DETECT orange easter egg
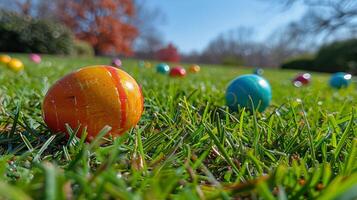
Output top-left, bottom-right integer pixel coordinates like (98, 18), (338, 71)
(189, 64), (200, 73)
(7, 58), (24, 72)
(42, 65), (144, 141)
(0, 55), (11, 65)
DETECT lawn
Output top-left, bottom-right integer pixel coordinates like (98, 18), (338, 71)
(0, 54), (356, 199)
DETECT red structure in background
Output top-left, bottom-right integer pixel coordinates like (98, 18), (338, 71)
(156, 43), (180, 62)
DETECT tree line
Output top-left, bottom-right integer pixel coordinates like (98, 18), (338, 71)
(1, 0), (356, 73)
(0, 0), (164, 56)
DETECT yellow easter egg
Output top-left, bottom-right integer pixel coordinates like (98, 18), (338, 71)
(7, 58), (24, 72)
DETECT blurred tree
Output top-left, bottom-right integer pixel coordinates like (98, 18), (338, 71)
(264, 23), (312, 67)
(36, 1), (57, 20)
(270, 0), (357, 73)
(181, 50), (201, 63)
(156, 43), (180, 63)
(14, 0), (31, 15)
(1, 0), (138, 55)
(0, 9), (74, 54)
(276, 0), (357, 39)
(190, 25), (312, 67)
(1, 0), (34, 16)
(132, 0), (166, 59)
(199, 27), (281, 67)
(1, 0), (57, 19)
(73, 40), (95, 57)
(55, 0), (137, 55)
(200, 27), (254, 65)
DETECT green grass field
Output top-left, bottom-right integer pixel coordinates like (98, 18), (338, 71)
(0, 54), (356, 199)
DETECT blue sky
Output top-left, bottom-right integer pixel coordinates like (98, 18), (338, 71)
(146, 0), (307, 53)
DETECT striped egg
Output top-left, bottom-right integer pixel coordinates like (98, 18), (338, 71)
(42, 65), (144, 141)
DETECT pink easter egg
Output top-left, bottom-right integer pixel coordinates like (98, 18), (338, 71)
(30, 53), (41, 64)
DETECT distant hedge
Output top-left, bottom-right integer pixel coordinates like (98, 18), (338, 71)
(73, 40), (94, 57)
(281, 55), (315, 71)
(281, 39), (357, 74)
(315, 39), (357, 74)
(0, 10), (74, 54)
(222, 55), (245, 66)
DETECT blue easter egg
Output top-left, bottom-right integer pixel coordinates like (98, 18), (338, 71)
(329, 72), (352, 89)
(226, 74), (272, 112)
(253, 68), (264, 76)
(138, 60), (145, 68)
(156, 63), (170, 74)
